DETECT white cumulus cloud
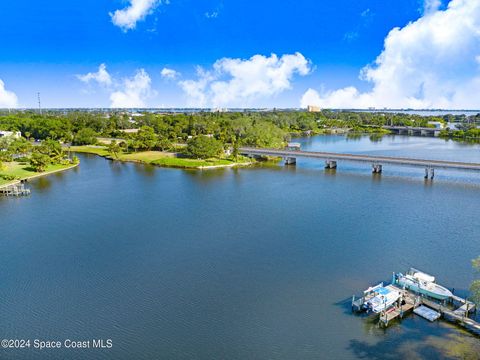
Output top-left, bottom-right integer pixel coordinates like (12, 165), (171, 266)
(302, 0), (480, 109)
(110, 0), (161, 31)
(110, 69), (153, 108)
(76, 64), (112, 87)
(0, 79), (18, 108)
(423, 0), (442, 14)
(161, 67), (180, 79)
(179, 53), (311, 107)
(77, 65), (153, 108)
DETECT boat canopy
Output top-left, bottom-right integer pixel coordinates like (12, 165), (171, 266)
(413, 271), (435, 283)
(375, 287), (390, 295)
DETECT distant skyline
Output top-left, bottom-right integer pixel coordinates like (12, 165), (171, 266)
(1, 0), (479, 109)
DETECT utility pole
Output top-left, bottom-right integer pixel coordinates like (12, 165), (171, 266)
(37, 92), (42, 115)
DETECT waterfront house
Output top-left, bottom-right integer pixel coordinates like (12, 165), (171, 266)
(427, 121), (444, 129)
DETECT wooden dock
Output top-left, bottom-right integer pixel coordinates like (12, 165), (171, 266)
(0, 183), (31, 196)
(351, 282), (384, 312)
(421, 298), (480, 335)
(378, 285), (419, 327)
(414, 305), (441, 321)
(351, 283), (420, 326)
(352, 279), (480, 336)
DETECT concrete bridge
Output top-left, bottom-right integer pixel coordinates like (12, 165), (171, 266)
(383, 126), (442, 137)
(240, 146), (480, 179)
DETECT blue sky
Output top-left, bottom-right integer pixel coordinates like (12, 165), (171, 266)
(1, 0), (479, 109)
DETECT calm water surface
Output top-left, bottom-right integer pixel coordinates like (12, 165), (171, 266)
(1, 135), (479, 359)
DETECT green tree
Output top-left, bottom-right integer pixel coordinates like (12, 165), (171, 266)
(186, 136), (223, 159)
(243, 122), (286, 148)
(157, 137), (172, 151)
(38, 139), (63, 161)
(8, 137), (32, 157)
(73, 128), (98, 145)
(29, 152), (51, 172)
(134, 126), (158, 150)
(107, 140), (121, 159)
(232, 136), (239, 161)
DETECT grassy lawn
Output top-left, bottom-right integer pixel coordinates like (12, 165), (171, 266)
(151, 157), (236, 168)
(0, 162), (77, 186)
(69, 145), (111, 156)
(70, 145), (252, 169)
(117, 151), (174, 162)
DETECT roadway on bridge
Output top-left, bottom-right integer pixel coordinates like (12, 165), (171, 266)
(240, 147), (480, 171)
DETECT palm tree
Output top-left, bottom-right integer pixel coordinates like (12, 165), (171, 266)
(107, 140), (121, 159)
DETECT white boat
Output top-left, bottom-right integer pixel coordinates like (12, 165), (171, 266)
(394, 269), (452, 301)
(364, 286), (402, 313)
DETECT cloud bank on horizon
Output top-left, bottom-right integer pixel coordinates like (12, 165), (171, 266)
(302, 0), (480, 109)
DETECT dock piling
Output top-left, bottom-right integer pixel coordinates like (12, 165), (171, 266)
(325, 160), (337, 169)
(372, 163), (382, 174)
(0, 183), (31, 196)
(284, 157), (296, 165)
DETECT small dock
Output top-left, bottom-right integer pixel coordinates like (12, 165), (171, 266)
(378, 286), (419, 326)
(351, 283), (420, 326)
(421, 298), (480, 335)
(352, 272), (480, 336)
(0, 182), (31, 196)
(414, 305), (441, 322)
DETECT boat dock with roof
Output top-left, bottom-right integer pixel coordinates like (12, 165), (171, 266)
(352, 269), (479, 334)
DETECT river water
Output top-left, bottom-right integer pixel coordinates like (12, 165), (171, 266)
(1, 135), (479, 359)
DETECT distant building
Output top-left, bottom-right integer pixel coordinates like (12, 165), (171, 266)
(428, 121), (444, 129)
(0, 130), (21, 139)
(307, 105), (321, 113)
(286, 142), (301, 151)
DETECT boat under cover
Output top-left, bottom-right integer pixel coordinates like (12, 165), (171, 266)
(364, 287), (401, 313)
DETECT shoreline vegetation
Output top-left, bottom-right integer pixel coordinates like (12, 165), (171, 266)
(1, 109), (479, 181)
(0, 162), (78, 188)
(69, 145), (254, 169)
(0, 137), (79, 188)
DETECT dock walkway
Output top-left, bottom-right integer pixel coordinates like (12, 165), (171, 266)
(378, 285), (419, 326)
(352, 280), (480, 336)
(0, 183), (31, 196)
(421, 298), (480, 335)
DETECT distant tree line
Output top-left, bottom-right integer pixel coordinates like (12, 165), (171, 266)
(1, 110), (479, 153)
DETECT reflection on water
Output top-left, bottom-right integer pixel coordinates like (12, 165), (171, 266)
(33, 176), (52, 190)
(0, 135), (479, 360)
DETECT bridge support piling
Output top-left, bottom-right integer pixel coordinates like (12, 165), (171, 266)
(372, 164), (382, 174)
(424, 167), (435, 180)
(325, 160), (337, 169)
(284, 157), (296, 165)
